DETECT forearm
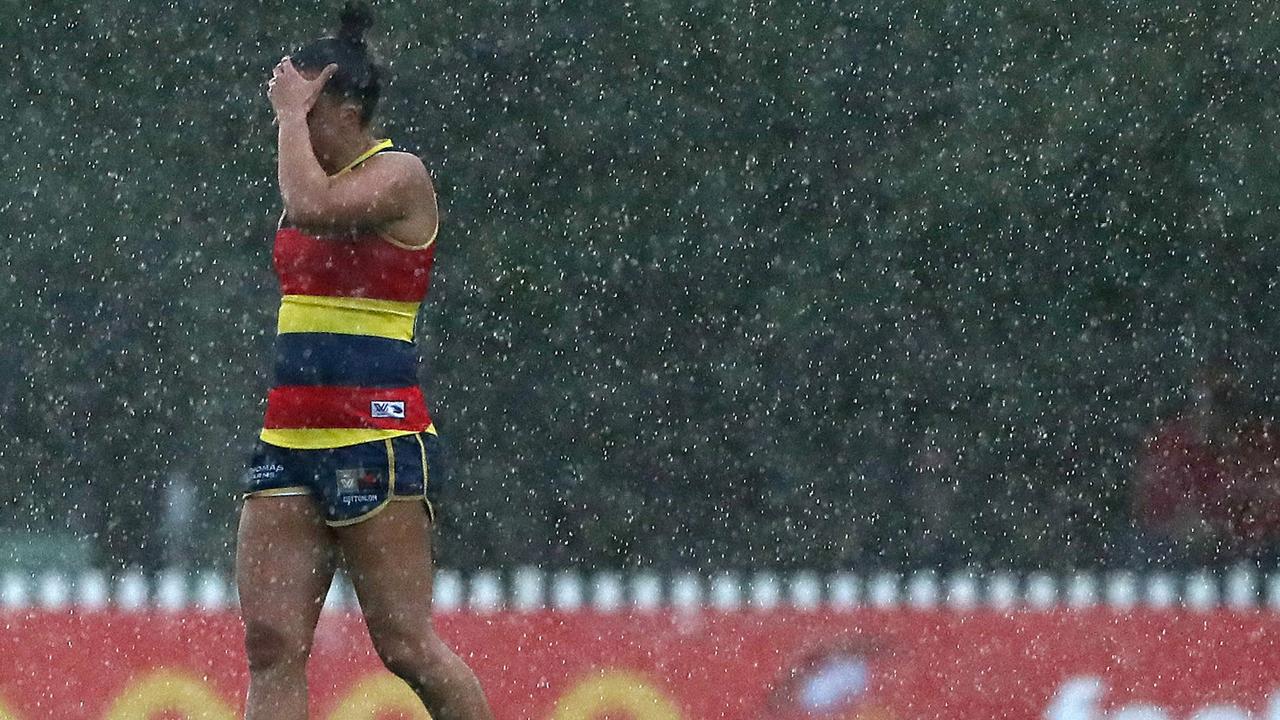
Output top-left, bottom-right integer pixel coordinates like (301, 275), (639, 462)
(276, 114), (330, 222)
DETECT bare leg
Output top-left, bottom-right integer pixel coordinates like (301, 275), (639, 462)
(335, 502), (495, 720)
(236, 496), (337, 720)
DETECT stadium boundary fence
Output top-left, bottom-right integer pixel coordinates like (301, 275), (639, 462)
(3, 566), (1280, 612)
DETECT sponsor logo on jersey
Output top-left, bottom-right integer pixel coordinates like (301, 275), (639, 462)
(371, 401), (406, 419)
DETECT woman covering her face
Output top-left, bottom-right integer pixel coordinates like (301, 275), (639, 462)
(237, 4), (494, 719)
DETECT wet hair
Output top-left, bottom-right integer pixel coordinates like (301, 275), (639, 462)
(292, 1), (384, 124)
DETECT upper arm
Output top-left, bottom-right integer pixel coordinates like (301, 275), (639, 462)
(285, 153), (433, 233)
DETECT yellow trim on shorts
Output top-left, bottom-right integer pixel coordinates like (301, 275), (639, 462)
(276, 294), (420, 342)
(416, 432), (429, 491)
(259, 424), (435, 450)
(330, 496), (434, 527)
(328, 502), (393, 527)
(243, 486), (311, 499)
(390, 495), (436, 523)
(416, 432), (435, 523)
(385, 438), (398, 496)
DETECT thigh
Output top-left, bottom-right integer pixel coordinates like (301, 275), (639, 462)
(236, 496), (338, 647)
(333, 502), (434, 634)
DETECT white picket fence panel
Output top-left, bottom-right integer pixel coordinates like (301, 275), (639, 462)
(0, 566), (1274, 612)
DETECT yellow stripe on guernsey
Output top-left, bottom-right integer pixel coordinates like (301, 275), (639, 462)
(267, 292), (429, 448)
(277, 294), (420, 342)
(261, 424), (436, 450)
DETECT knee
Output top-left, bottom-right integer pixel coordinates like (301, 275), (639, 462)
(371, 624), (449, 683)
(243, 619), (312, 674)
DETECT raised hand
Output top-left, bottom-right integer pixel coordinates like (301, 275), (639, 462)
(267, 58), (338, 122)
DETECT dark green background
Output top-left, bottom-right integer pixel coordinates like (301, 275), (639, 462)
(2, 1), (1278, 571)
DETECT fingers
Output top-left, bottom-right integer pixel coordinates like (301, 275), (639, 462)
(272, 57), (295, 78)
(266, 56), (336, 99)
(271, 57), (335, 84)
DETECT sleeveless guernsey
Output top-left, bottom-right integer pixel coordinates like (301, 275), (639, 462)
(259, 139), (438, 449)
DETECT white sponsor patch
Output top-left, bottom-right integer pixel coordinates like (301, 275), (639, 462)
(370, 401), (405, 419)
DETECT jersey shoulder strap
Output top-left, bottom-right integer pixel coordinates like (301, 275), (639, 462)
(335, 138), (394, 176)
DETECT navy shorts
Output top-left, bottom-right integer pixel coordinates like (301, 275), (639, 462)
(243, 431), (441, 526)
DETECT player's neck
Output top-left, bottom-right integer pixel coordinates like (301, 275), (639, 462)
(321, 133), (379, 175)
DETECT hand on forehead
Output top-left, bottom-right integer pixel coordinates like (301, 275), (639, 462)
(272, 56), (328, 80)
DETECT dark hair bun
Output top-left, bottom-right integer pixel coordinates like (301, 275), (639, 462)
(337, 1), (374, 46)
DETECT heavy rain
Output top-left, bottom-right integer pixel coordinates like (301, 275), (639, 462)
(3, 1), (1280, 719)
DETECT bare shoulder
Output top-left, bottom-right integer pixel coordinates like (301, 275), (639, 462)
(368, 151), (438, 247)
(369, 151), (433, 190)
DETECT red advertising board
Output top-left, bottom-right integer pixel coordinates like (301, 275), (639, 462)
(1, 608), (1277, 719)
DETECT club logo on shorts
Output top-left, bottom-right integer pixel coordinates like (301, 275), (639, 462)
(337, 468), (382, 496)
(371, 400), (406, 419)
(336, 468), (361, 493)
